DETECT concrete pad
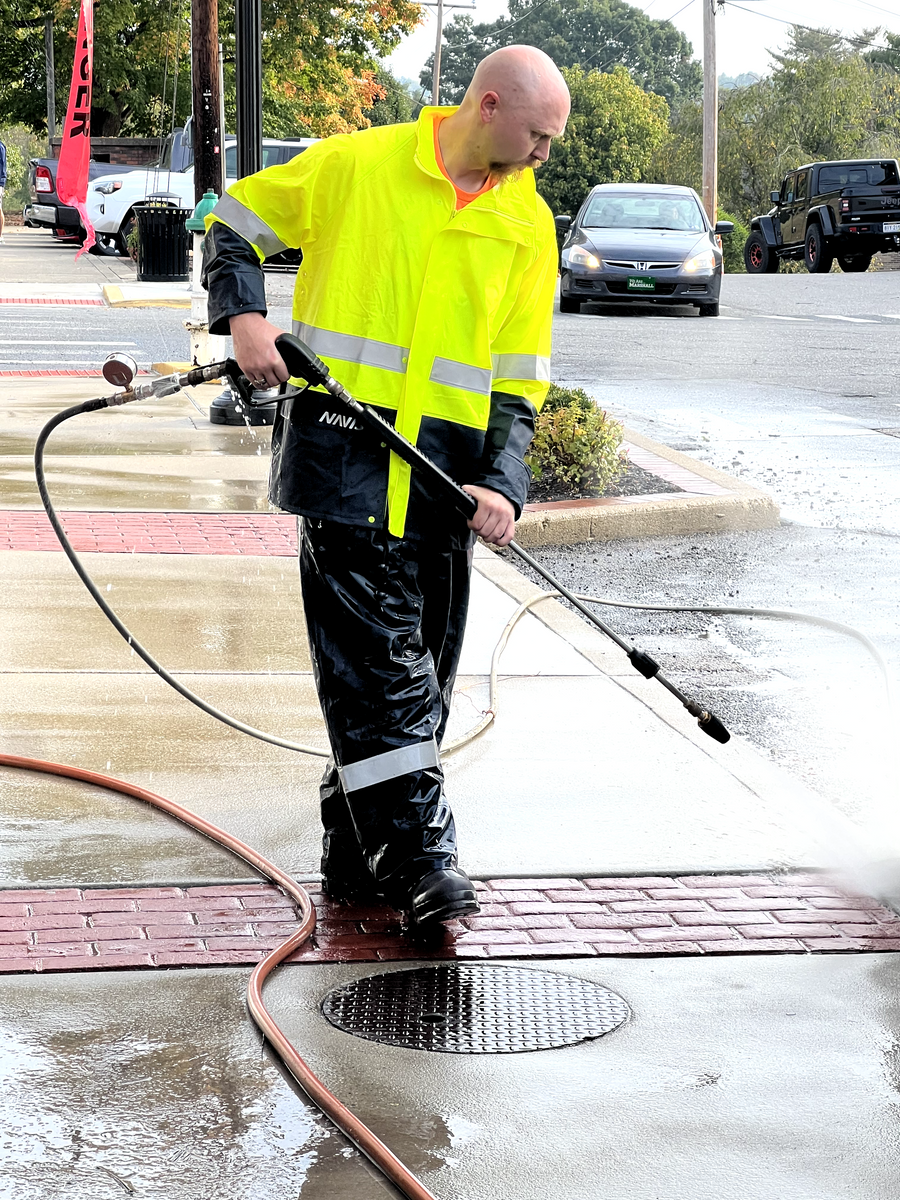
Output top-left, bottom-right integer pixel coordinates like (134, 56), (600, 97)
(0, 968), (391, 1198)
(1, 955), (898, 1198)
(2, 378), (267, 456)
(0, 662), (821, 888)
(0, 551), (312, 673)
(0, 453), (271, 511)
(0, 552), (597, 678)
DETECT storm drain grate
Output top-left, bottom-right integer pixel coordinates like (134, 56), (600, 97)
(321, 963), (630, 1053)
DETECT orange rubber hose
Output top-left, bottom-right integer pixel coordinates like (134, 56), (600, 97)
(0, 753), (439, 1200)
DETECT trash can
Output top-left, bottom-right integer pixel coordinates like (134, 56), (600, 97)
(134, 201), (190, 282)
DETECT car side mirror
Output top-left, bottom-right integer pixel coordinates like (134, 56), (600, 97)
(554, 214), (573, 233)
(714, 221), (734, 235)
(770, 190), (780, 204)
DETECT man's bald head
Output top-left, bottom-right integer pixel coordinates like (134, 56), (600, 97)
(454, 45), (570, 180)
(467, 45), (569, 110)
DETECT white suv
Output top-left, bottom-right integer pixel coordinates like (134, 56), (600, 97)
(87, 139), (319, 254)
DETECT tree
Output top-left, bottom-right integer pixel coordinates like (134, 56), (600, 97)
(867, 30), (900, 74)
(0, 0), (421, 139)
(365, 69), (420, 126)
(421, 0), (700, 108)
(534, 65), (669, 217)
(650, 29), (900, 227)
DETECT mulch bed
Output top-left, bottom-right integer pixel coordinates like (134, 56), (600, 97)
(527, 462), (685, 505)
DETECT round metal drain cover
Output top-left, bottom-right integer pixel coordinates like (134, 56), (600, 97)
(321, 963), (630, 1053)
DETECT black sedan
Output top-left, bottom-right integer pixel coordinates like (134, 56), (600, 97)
(557, 183), (733, 317)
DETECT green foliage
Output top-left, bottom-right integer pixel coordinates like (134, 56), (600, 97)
(0, 123), (43, 212)
(650, 25), (900, 228)
(718, 209), (748, 274)
(526, 386), (625, 496)
(535, 65), (669, 218)
(542, 382), (596, 415)
(0, 0), (420, 139)
(423, 0), (700, 108)
(365, 69), (419, 127)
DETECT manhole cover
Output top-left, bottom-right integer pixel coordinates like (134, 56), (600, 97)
(321, 963), (630, 1053)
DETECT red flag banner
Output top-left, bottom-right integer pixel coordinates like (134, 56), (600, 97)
(56, 0), (95, 256)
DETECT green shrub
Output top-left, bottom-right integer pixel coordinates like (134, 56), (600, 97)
(718, 208), (749, 273)
(0, 125), (45, 214)
(527, 384), (626, 495)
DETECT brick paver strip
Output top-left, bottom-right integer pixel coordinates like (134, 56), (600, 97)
(0, 873), (897, 974)
(0, 511), (298, 556)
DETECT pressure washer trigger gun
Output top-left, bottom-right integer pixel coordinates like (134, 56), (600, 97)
(274, 333), (331, 389)
(222, 359), (257, 409)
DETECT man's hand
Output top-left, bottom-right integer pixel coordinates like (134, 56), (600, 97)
(463, 484), (516, 547)
(230, 312), (290, 389)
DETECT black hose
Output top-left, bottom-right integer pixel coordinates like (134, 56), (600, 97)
(33, 400), (329, 758)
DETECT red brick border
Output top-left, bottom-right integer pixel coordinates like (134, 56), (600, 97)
(0, 874), (897, 974)
(0, 511), (298, 556)
(0, 298), (105, 306)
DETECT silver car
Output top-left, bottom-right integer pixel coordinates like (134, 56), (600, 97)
(557, 183), (733, 317)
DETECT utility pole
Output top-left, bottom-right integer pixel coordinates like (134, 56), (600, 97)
(432, 0), (444, 105)
(235, 0), (262, 179)
(423, 1), (475, 105)
(702, 0), (719, 224)
(191, 0), (222, 202)
(44, 17), (56, 145)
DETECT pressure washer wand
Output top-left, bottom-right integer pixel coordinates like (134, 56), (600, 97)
(273, 333), (730, 745)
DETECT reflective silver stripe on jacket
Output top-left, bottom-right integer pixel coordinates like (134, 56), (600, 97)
(210, 193), (288, 257)
(338, 739), (440, 793)
(429, 356), (492, 395)
(492, 353), (552, 382)
(293, 321), (409, 374)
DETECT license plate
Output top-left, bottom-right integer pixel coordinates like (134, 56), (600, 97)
(627, 275), (656, 292)
(884, 222), (900, 233)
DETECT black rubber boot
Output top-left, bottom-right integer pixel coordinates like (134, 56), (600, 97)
(406, 867), (480, 927)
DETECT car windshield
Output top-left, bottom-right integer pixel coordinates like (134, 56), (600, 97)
(582, 193), (706, 232)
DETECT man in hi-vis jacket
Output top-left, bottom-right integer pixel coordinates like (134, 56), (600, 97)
(203, 46), (569, 928)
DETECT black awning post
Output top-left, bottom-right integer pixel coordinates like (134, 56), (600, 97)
(234, 0), (263, 179)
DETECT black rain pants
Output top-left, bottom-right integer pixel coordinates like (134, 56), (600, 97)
(299, 518), (472, 906)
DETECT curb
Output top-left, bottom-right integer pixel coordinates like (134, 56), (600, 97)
(102, 284), (191, 309)
(515, 427), (779, 547)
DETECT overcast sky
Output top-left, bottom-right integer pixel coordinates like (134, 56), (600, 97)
(387, 0), (900, 90)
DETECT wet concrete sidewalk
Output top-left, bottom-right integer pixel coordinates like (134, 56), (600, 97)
(1, 371), (898, 1198)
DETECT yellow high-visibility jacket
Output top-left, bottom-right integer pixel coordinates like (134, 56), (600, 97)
(206, 107), (558, 539)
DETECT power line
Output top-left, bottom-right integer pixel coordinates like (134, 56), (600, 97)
(724, 2), (896, 53)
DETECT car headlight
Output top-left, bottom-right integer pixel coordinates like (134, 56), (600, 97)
(94, 181), (123, 195)
(683, 248), (716, 273)
(568, 245), (602, 269)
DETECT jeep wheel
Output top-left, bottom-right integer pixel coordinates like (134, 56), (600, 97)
(744, 232), (778, 274)
(837, 253), (872, 273)
(697, 302), (720, 317)
(804, 223), (834, 273)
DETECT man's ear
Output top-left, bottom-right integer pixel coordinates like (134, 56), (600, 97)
(479, 91), (500, 124)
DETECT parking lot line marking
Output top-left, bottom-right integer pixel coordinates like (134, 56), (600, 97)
(883, 314), (900, 320)
(761, 315), (811, 321)
(817, 315), (878, 324)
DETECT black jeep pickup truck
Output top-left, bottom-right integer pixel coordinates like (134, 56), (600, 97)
(744, 159), (900, 274)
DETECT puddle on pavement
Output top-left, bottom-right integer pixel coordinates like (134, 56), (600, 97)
(0, 970), (428, 1198)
